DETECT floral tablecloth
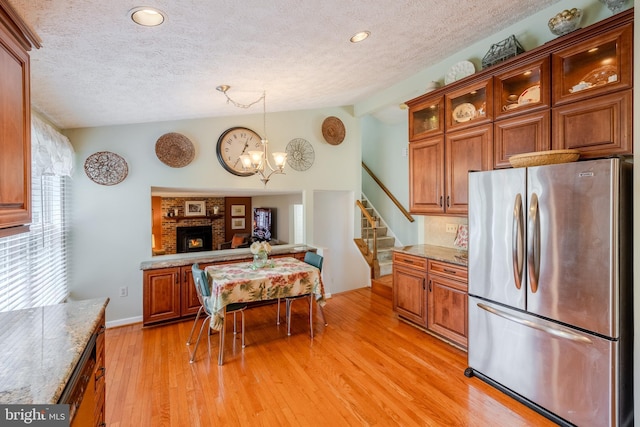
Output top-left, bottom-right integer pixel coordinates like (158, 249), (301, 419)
(204, 257), (325, 330)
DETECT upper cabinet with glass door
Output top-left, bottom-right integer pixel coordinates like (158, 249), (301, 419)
(494, 58), (550, 119)
(445, 78), (493, 132)
(408, 95), (444, 141)
(552, 22), (632, 105)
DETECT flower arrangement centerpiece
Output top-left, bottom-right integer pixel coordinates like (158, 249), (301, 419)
(250, 241), (272, 269)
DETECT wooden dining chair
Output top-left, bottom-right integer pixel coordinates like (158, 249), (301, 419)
(279, 251), (327, 338)
(187, 263), (247, 365)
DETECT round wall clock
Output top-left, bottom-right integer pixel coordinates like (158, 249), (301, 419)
(216, 127), (263, 176)
(286, 138), (315, 171)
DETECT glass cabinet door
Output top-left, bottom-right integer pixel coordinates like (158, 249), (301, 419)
(552, 23), (632, 105)
(408, 95), (444, 141)
(445, 78), (492, 131)
(494, 58), (549, 119)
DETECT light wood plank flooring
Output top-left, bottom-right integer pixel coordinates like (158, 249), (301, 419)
(105, 288), (556, 426)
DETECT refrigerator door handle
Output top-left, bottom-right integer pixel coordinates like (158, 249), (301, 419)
(477, 303), (592, 344)
(527, 193), (540, 293)
(512, 193), (524, 290)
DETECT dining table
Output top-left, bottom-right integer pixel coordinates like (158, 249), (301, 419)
(204, 256), (326, 337)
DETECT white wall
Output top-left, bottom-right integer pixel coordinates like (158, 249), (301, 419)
(361, 114), (422, 247)
(64, 106), (369, 324)
(312, 191), (370, 296)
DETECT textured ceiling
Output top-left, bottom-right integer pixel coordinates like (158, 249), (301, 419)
(8, 0), (561, 129)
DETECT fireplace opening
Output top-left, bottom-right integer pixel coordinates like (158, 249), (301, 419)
(176, 226), (212, 253)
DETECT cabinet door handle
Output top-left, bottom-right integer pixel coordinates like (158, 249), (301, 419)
(97, 324), (106, 336)
(404, 259), (414, 264)
(422, 278), (425, 290)
(175, 273), (179, 285)
(95, 366), (106, 381)
(446, 195), (450, 207)
(428, 280), (432, 292)
(439, 196), (443, 207)
(443, 268), (457, 275)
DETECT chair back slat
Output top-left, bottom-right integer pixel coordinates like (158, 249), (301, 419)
(191, 263), (211, 298)
(304, 251), (323, 272)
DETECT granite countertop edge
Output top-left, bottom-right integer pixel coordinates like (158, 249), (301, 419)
(140, 244), (316, 270)
(393, 244), (468, 266)
(0, 297), (110, 405)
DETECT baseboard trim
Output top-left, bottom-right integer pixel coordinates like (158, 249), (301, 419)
(106, 315), (143, 329)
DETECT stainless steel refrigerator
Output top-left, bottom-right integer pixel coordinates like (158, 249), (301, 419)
(466, 158), (633, 427)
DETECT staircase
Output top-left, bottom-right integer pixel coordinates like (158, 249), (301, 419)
(361, 196), (396, 278)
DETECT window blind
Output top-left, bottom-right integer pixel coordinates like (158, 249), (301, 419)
(0, 114), (73, 312)
(0, 174), (70, 312)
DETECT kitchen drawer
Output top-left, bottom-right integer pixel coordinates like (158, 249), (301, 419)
(428, 260), (468, 283)
(393, 252), (427, 271)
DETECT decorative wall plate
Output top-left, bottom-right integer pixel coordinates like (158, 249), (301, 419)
(321, 116), (346, 145)
(155, 132), (195, 168)
(84, 151), (129, 185)
(286, 138), (315, 171)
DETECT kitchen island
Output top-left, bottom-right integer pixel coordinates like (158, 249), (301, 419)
(0, 298), (109, 424)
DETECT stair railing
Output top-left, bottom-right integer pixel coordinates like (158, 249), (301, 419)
(355, 200), (379, 278)
(362, 162), (414, 223)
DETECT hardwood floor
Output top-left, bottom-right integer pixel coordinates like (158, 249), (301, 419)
(105, 288), (556, 426)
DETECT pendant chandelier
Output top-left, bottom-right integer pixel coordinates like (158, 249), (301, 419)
(216, 85), (287, 186)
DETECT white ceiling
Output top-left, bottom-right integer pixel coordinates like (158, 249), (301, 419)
(8, 0), (561, 130)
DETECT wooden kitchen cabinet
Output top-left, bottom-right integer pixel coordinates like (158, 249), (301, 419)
(445, 77), (493, 131)
(551, 22), (632, 106)
(493, 58), (550, 120)
(392, 252), (427, 326)
(143, 267), (182, 325)
(409, 124), (492, 216)
(392, 252), (468, 349)
(427, 260), (468, 349)
(552, 89), (632, 158)
(143, 264), (209, 326)
(409, 136), (444, 214)
(444, 124), (493, 215)
(408, 95), (444, 141)
(405, 10), (633, 216)
(494, 110), (550, 169)
(0, 1), (40, 235)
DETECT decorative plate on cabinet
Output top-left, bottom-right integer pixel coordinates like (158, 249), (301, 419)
(84, 151), (129, 185)
(518, 84), (540, 105)
(452, 103), (476, 123)
(286, 138), (315, 171)
(444, 60), (475, 85)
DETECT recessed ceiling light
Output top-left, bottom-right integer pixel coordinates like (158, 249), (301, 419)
(350, 31), (370, 43)
(129, 7), (166, 27)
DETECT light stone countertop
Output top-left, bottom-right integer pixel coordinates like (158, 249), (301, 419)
(393, 244), (468, 266)
(139, 244), (315, 270)
(0, 298), (109, 404)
